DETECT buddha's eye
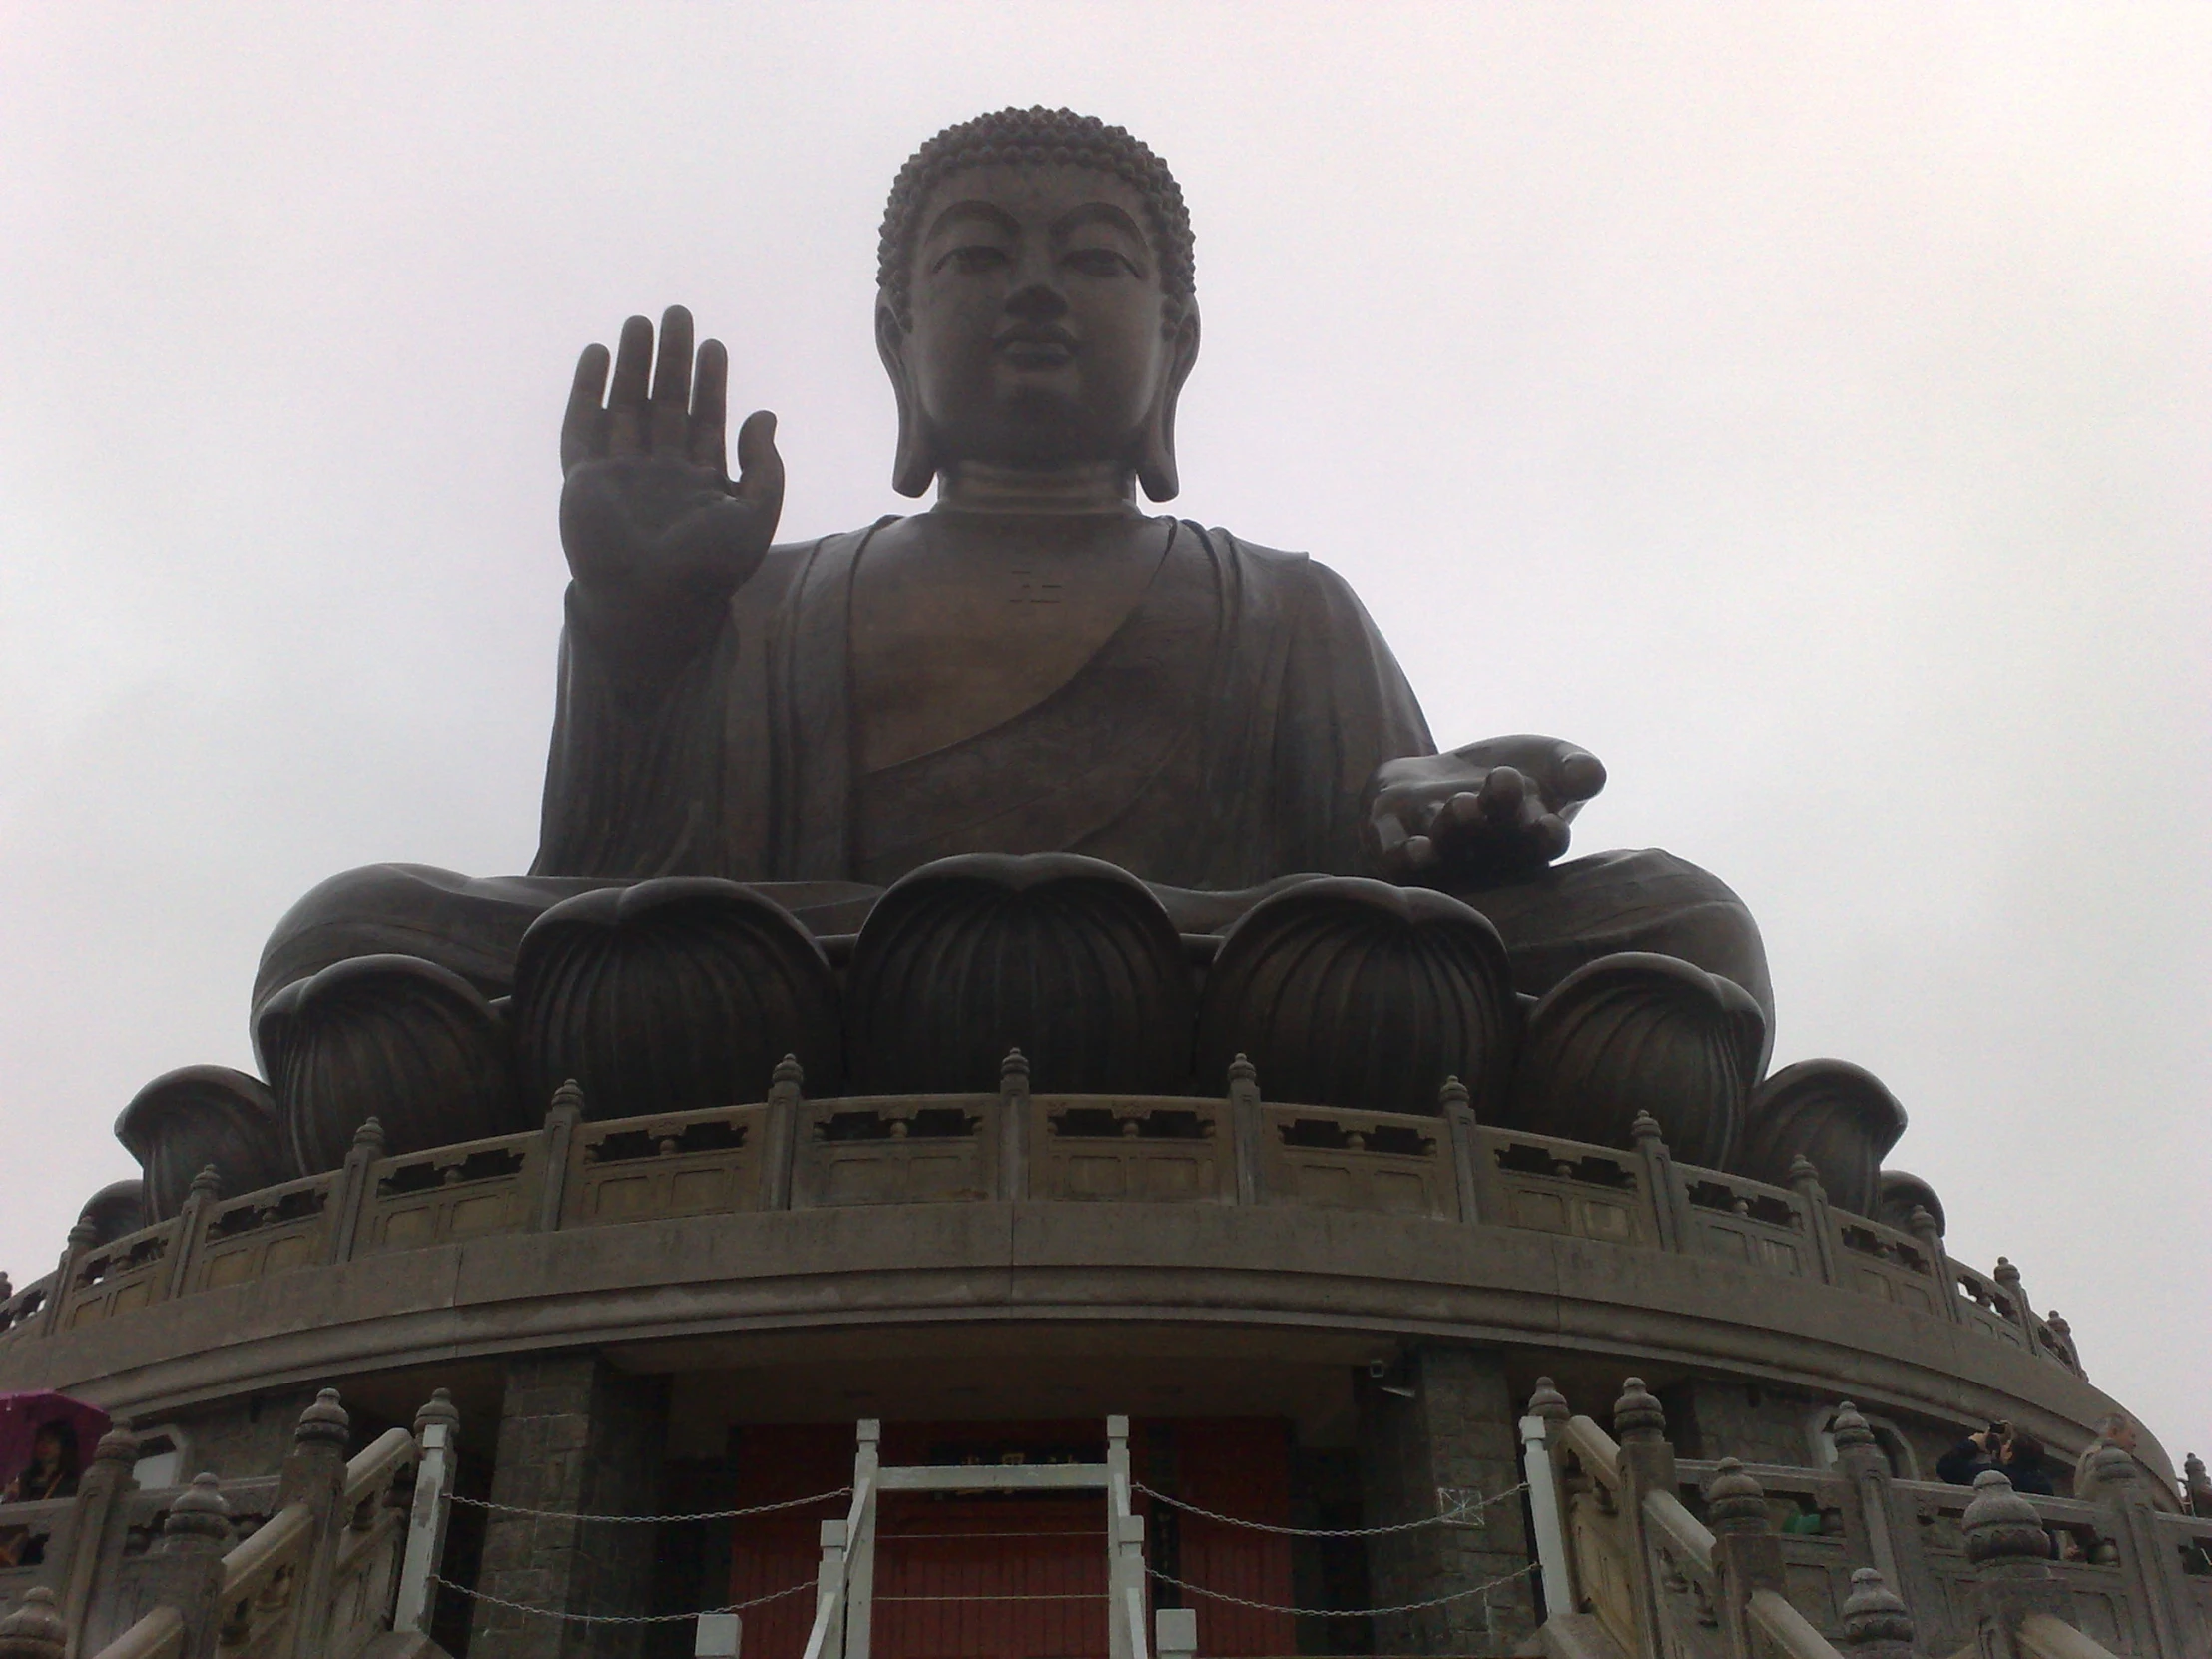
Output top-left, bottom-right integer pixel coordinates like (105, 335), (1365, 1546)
(1063, 247), (1139, 278)
(936, 245), (1012, 276)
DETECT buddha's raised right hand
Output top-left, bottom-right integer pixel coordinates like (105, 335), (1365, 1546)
(559, 306), (784, 654)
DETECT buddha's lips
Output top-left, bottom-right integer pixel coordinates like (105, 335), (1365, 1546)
(996, 327), (1076, 366)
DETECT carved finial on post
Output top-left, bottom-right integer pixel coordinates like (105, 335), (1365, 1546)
(1439, 1076), (1471, 1116)
(189, 1164), (223, 1202)
(1832, 1401), (1877, 1453)
(549, 1079), (587, 1120)
(1612, 1377), (1666, 1445)
(1963, 1469), (2050, 1567)
(295, 1387), (350, 1452)
(0, 1587), (69, 1659)
(1228, 1053), (1257, 1092)
(0, 1274), (13, 1303)
(2183, 1453), (2212, 1518)
(1631, 1110), (1665, 1150)
(1839, 1567), (1915, 1658)
(162, 1472), (236, 1553)
(1706, 1459), (1769, 1534)
(93, 1418), (142, 1470)
(772, 1055), (805, 1092)
(414, 1387), (461, 1442)
(64, 1218), (98, 1253)
(1527, 1377), (1570, 1431)
(1000, 1048), (1030, 1087)
(1788, 1154), (1827, 1204)
(351, 1116), (386, 1154)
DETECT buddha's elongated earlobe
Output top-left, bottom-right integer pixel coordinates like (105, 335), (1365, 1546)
(1136, 304), (1201, 503)
(877, 300), (937, 498)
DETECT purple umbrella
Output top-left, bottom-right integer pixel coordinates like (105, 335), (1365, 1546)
(0, 1393), (111, 1493)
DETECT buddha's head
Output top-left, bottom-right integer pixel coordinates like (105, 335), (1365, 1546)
(876, 108), (1201, 501)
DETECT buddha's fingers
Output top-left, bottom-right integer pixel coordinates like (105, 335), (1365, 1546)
(607, 314), (654, 457)
(1556, 745), (1607, 803)
(649, 306), (694, 453)
(690, 340), (729, 473)
(561, 344), (611, 471)
(733, 410), (784, 513)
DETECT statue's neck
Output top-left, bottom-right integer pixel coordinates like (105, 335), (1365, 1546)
(932, 460), (1142, 518)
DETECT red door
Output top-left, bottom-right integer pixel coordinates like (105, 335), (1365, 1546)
(725, 1420), (1293, 1659)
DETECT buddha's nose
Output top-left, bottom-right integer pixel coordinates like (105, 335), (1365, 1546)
(1003, 278), (1068, 321)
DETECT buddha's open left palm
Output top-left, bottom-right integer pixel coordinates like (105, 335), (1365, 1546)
(559, 306), (784, 605)
(1367, 736), (1607, 883)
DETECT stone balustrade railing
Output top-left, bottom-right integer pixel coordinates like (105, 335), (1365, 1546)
(1530, 1379), (2208, 1659)
(0, 1055), (2081, 1379)
(0, 1390), (439, 1659)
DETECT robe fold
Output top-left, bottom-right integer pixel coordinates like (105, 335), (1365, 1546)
(531, 519), (1434, 891)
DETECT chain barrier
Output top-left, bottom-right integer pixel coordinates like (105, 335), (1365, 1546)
(423, 1571), (817, 1625)
(1148, 1559), (1539, 1618)
(875, 1592), (1105, 1602)
(1132, 1479), (1529, 1537)
(440, 1485), (851, 1525)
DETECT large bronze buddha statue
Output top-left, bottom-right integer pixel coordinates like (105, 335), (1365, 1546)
(118, 110), (1911, 1228)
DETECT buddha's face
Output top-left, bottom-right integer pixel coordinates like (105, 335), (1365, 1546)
(888, 162), (1194, 481)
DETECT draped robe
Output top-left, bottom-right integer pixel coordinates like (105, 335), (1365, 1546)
(532, 519), (1430, 891)
(254, 517), (1770, 1026)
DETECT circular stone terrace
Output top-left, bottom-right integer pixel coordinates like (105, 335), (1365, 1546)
(0, 1058), (2125, 1458)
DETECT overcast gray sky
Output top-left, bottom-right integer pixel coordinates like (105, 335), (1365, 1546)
(2, 4), (2205, 1458)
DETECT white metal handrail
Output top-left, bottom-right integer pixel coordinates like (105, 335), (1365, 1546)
(805, 1417), (1149, 1659)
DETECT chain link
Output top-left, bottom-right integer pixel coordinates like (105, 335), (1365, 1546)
(441, 1486), (851, 1525)
(424, 1572), (818, 1625)
(1149, 1559), (1538, 1618)
(1133, 1479), (1528, 1536)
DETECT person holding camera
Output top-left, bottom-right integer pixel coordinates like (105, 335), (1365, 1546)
(1938, 1421), (2053, 1496)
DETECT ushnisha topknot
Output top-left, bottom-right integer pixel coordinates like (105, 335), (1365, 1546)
(878, 106), (1196, 326)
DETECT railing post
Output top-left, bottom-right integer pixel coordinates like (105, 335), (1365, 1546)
(535, 1080), (586, 1230)
(1610, 1378), (1675, 1659)
(2083, 1444), (2189, 1658)
(844, 1421), (880, 1659)
(1788, 1156), (1840, 1285)
(37, 1221), (96, 1337)
(276, 1390), (351, 1659)
(1991, 1257), (2039, 1348)
(1907, 1206), (1961, 1324)
(1521, 1380), (1574, 1623)
(1837, 1567), (1915, 1659)
(762, 1060), (802, 1212)
(813, 1516), (849, 1659)
(1630, 1113), (1685, 1252)
(1439, 1077), (1502, 1225)
(393, 1389), (462, 1637)
(54, 1421), (138, 1659)
(2042, 1310), (2085, 1379)
(999, 1048), (1031, 1202)
(163, 1167), (221, 1303)
(1962, 1469), (2067, 1659)
(2185, 1452), (2212, 1519)
(1826, 1405), (1912, 1612)
(326, 1117), (386, 1263)
(1154, 1606), (1195, 1659)
(144, 1474), (237, 1659)
(1228, 1056), (1264, 1207)
(0, 1589), (68, 1659)
(1706, 1460), (1786, 1659)
(1107, 1414), (1139, 1659)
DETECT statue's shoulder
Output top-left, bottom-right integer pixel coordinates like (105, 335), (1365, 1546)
(1185, 523), (1370, 612)
(737, 521), (897, 611)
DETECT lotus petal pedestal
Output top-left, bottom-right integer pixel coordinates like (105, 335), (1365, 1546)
(1194, 877), (1517, 1116)
(512, 877), (842, 1117)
